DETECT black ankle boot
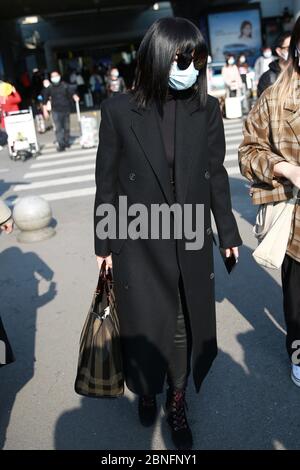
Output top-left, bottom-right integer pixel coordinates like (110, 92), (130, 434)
(138, 395), (157, 427)
(165, 388), (193, 450)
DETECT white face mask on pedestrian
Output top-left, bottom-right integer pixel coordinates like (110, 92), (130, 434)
(51, 75), (61, 85)
(263, 50), (272, 59)
(168, 60), (199, 91)
(280, 50), (289, 61)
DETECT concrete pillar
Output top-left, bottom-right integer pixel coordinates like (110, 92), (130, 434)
(294, 0), (300, 20)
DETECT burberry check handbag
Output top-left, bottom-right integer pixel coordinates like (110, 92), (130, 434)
(74, 260), (124, 397)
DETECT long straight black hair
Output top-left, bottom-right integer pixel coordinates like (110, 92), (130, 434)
(131, 17), (208, 111)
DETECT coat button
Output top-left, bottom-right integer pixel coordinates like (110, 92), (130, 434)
(204, 170), (210, 180)
(210, 272), (215, 279)
(129, 172), (136, 181)
(206, 227), (212, 235)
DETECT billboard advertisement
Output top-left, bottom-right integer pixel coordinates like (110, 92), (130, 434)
(208, 8), (262, 66)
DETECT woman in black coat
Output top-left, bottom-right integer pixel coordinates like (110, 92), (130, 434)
(94, 17), (242, 450)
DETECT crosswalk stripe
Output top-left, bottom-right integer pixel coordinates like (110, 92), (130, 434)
(227, 166), (241, 175)
(225, 129), (243, 136)
(223, 123), (243, 129)
(36, 148), (95, 161)
(38, 187), (95, 201)
(11, 187), (96, 204)
(225, 154), (238, 162)
(41, 144), (82, 155)
(24, 163), (95, 178)
(31, 155), (96, 169)
(226, 142), (241, 151)
(13, 174), (94, 191)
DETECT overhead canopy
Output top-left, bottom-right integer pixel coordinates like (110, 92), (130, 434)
(0, 0), (251, 21)
(1, 1), (163, 20)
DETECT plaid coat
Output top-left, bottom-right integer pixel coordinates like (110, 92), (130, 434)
(0, 199), (11, 225)
(238, 78), (300, 262)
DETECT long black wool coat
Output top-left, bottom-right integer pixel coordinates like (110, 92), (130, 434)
(93, 90), (242, 395)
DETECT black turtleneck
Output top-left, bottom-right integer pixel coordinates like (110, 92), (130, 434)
(156, 86), (195, 183)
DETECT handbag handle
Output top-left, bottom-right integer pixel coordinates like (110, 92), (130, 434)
(95, 260), (114, 298)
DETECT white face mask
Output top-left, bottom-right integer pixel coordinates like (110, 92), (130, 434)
(168, 60), (199, 91)
(281, 51), (289, 61)
(263, 50), (272, 59)
(111, 70), (119, 79)
(51, 76), (61, 85)
(228, 58), (235, 65)
(239, 56), (246, 64)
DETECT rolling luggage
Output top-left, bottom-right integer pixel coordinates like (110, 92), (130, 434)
(4, 108), (39, 161)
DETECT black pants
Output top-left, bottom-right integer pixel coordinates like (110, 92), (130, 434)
(281, 253), (300, 359)
(165, 275), (192, 390)
(52, 111), (70, 149)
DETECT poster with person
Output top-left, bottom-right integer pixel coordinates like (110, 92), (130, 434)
(208, 7), (262, 67)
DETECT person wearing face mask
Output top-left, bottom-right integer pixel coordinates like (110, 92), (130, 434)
(42, 71), (79, 152)
(94, 17), (242, 449)
(206, 54), (213, 93)
(222, 55), (243, 97)
(257, 32), (291, 97)
(239, 16), (300, 389)
(106, 67), (126, 98)
(254, 46), (275, 83)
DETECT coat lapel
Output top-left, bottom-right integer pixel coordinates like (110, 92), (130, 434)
(174, 97), (206, 204)
(130, 94), (205, 205)
(131, 101), (175, 205)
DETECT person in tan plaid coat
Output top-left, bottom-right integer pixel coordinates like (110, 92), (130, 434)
(0, 199), (13, 233)
(238, 16), (300, 387)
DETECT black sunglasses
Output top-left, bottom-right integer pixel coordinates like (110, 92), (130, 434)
(176, 53), (207, 71)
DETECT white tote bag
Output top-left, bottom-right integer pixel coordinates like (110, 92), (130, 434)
(252, 186), (299, 269)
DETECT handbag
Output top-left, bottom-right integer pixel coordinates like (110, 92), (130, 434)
(74, 260), (124, 398)
(252, 185), (299, 269)
(0, 315), (15, 367)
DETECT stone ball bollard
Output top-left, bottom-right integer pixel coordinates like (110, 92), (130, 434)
(13, 196), (55, 243)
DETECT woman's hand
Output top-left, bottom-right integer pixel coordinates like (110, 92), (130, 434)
(224, 247), (239, 259)
(274, 162), (300, 188)
(96, 254), (112, 272)
(0, 218), (14, 234)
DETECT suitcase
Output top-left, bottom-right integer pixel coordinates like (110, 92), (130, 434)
(76, 101), (98, 148)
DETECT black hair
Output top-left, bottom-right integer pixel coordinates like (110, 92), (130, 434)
(275, 31), (292, 48)
(131, 16), (208, 111)
(239, 21), (252, 38)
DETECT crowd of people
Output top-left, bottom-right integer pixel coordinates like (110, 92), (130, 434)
(205, 32), (292, 116)
(0, 63), (130, 152)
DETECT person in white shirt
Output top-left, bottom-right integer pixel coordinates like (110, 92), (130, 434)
(254, 46), (275, 83)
